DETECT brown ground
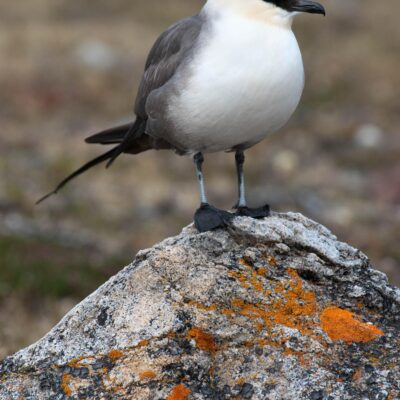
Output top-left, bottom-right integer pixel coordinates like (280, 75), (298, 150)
(0, 0), (399, 359)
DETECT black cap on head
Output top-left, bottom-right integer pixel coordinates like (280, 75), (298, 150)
(264, 0), (326, 16)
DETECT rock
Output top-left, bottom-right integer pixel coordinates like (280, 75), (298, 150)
(0, 212), (399, 399)
(353, 124), (384, 149)
(74, 40), (119, 71)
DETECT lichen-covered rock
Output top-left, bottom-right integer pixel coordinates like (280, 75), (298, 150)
(0, 213), (399, 399)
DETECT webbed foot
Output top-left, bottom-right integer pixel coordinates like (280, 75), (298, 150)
(194, 204), (234, 232)
(235, 204), (270, 219)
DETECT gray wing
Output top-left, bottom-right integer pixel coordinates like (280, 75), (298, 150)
(134, 15), (203, 120)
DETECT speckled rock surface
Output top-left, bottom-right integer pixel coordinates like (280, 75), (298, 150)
(1, 212), (399, 400)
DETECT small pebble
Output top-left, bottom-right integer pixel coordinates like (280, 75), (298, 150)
(240, 383), (254, 399)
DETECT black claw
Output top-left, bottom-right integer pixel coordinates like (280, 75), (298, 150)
(235, 204), (271, 219)
(194, 204), (234, 232)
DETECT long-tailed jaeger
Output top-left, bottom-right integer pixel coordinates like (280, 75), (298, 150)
(38, 0), (326, 232)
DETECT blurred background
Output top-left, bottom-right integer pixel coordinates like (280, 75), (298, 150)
(0, 0), (399, 359)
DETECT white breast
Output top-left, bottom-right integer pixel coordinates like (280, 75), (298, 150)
(168, 12), (305, 153)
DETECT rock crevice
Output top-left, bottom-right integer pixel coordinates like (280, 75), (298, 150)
(0, 213), (399, 399)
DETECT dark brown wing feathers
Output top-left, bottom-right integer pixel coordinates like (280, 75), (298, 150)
(134, 15), (203, 119)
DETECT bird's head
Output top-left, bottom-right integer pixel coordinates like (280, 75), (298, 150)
(264, 0), (325, 16)
(205, 0), (325, 26)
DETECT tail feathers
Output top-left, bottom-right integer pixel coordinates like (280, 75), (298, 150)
(36, 146), (118, 205)
(37, 118), (147, 204)
(85, 123), (132, 145)
(106, 118), (146, 168)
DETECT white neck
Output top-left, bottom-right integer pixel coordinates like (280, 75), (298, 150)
(203, 0), (295, 29)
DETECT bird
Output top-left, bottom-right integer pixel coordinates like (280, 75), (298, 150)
(37, 0), (326, 232)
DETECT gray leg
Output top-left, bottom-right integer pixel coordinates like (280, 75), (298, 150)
(234, 150), (271, 218)
(235, 151), (247, 208)
(194, 152), (208, 205)
(193, 152), (233, 232)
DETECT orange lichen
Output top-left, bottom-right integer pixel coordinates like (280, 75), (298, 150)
(108, 349), (124, 360)
(139, 370), (157, 380)
(254, 321), (264, 332)
(166, 384), (191, 400)
(229, 268), (318, 336)
(352, 368), (363, 381)
(283, 348), (307, 366)
(320, 306), (384, 343)
(111, 386), (125, 394)
(240, 257), (254, 268)
(221, 308), (235, 317)
(272, 269), (317, 333)
(61, 373), (72, 396)
(138, 339), (149, 347)
(229, 271), (247, 282)
(187, 327), (217, 352)
(67, 355), (89, 368)
(186, 264), (321, 365)
(267, 256), (277, 267)
(239, 259), (268, 291)
(236, 377), (246, 385)
(257, 267), (268, 276)
(188, 301), (217, 312)
(249, 271), (264, 292)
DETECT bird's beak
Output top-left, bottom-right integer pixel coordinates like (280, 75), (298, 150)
(292, 0), (326, 16)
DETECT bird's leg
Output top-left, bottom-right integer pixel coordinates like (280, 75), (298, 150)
(193, 152), (233, 232)
(235, 151), (247, 209)
(234, 151), (270, 218)
(194, 152), (208, 206)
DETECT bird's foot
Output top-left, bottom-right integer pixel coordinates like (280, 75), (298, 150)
(194, 203), (234, 232)
(235, 204), (271, 219)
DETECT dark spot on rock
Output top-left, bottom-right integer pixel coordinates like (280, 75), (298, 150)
(309, 390), (324, 400)
(49, 393), (63, 400)
(242, 256), (255, 267)
(240, 383), (254, 399)
(78, 386), (95, 398)
(255, 346), (263, 356)
(92, 358), (112, 370)
(263, 384), (276, 394)
(162, 362), (185, 380)
(80, 367), (89, 379)
(201, 386), (216, 397)
(97, 307), (109, 326)
(232, 384), (242, 394)
(175, 310), (193, 333)
(39, 379), (52, 391)
(61, 366), (72, 374)
(374, 390), (389, 400)
(180, 339), (193, 354)
(298, 269), (320, 283)
(168, 342), (184, 356)
(222, 385), (231, 395)
(364, 364), (375, 374)
(72, 367), (89, 379)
